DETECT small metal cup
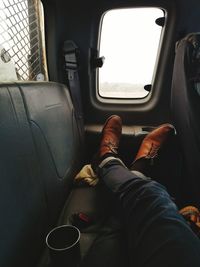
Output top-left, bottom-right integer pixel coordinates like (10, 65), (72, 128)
(46, 225), (81, 267)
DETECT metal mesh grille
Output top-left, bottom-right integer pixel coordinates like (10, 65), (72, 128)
(0, 0), (47, 81)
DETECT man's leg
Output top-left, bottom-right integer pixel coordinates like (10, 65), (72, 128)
(95, 116), (200, 267)
(98, 158), (200, 267)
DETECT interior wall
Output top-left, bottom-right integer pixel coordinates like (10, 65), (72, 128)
(42, 0), (200, 125)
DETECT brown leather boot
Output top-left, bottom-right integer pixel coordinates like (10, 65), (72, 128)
(91, 115), (122, 172)
(130, 124), (175, 171)
(99, 115), (122, 158)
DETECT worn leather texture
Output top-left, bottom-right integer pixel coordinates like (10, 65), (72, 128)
(0, 82), (82, 267)
(56, 185), (126, 267)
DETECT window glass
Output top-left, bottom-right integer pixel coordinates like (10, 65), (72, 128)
(99, 8), (164, 98)
(0, 0), (48, 82)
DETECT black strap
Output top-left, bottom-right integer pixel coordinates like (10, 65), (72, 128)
(63, 40), (84, 143)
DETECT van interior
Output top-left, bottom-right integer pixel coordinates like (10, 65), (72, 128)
(0, 0), (200, 266)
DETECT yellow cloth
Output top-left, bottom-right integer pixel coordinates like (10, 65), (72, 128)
(75, 164), (99, 186)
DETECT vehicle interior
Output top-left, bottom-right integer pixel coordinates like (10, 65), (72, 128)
(0, 0), (200, 266)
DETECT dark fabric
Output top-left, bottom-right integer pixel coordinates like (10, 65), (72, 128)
(63, 40), (85, 145)
(171, 33), (200, 203)
(99, 159), (200, 267)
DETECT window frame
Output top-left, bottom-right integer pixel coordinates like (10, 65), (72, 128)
(95, 6), (167, 105)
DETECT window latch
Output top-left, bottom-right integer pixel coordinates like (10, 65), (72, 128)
(155, 17), (165, 27)
(92, 56), (105, 68)
(90, 48), (105, 68)
(144, 84), (152, 92)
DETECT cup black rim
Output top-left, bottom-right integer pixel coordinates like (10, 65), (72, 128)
(46, 225), (81, 251)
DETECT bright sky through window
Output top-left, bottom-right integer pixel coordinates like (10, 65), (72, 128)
(99, 8), (164, 98)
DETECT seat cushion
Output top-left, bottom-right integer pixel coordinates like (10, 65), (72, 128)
(39, 184), (128, 267)
(0, 82), (83, 267)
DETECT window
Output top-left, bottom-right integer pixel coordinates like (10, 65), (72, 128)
(98, 8), (164, 99)
(0, 0), (48, 82)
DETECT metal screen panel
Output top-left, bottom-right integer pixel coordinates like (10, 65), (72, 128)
(0, 0), (47, 81)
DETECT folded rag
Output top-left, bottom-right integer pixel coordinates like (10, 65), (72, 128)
(75, 164), (99, 186)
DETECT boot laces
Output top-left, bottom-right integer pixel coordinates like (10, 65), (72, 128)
(102, 141), (118, 154)
(146, 143), (159, 158)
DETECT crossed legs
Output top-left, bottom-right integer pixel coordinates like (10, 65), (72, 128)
(95, 116), (200, 267)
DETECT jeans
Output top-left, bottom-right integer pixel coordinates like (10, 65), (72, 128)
(98, 157), (200, 267)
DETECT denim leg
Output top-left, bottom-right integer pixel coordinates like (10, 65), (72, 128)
(98, 159), (200, 267)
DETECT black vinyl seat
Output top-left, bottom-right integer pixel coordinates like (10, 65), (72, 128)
(171, 33), (200, 204)
(0, 81), (124, 267)
(0, 82), (82, 267)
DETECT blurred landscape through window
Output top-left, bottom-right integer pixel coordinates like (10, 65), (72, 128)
(99, 8), (164, 99)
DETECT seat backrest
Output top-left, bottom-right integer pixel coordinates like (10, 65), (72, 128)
(171, 33), (200, 203)
(0, 82), (82, 267)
